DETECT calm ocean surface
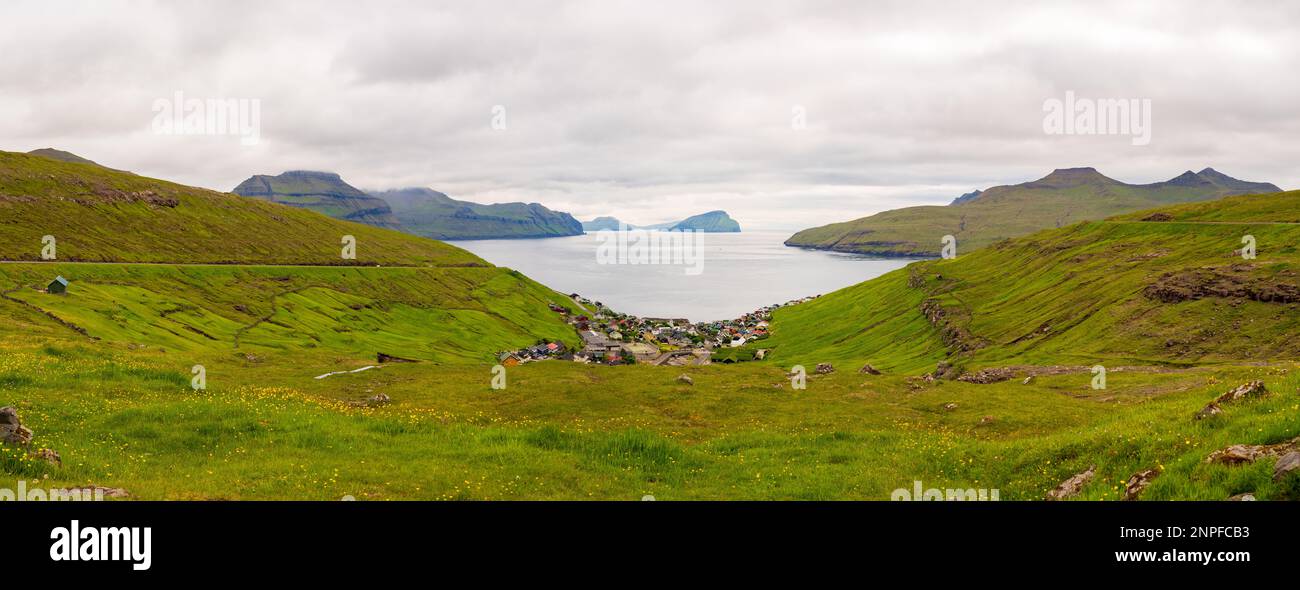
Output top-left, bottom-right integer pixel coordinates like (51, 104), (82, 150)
(454, 231), (915, 322)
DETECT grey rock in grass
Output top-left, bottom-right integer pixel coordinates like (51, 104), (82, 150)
(1046, 465), (1096, 500)
(33, 448), (61, 467)
(1194, 402), (1223, 420)
(0, 406), (33, 447)
(1274, 451), (1300, 482)
(1122, 469), (1159, 501)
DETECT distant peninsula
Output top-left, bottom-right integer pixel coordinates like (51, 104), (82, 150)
(371, 187), (583, 240)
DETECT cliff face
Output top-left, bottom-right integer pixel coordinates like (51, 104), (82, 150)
(372, 187), (583, 240)
(233, 171), (401, 229)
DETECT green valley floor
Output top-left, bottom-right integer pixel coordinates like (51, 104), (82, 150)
(2, 332), (1297, 500)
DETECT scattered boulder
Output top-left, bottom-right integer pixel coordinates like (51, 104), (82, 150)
(1274, 451), (1300, 482)
(58, 486), (130, 499)
(1227, 493), (1256, 501)
(858, 364), (882, 375)
(942, 402), (958, 411)
(1047, 465), (1096, 500)
(676, 374), (694, 385)
(1208, 444), (1270, 465)
(978, 415), (995, 425)
(1122, 469), (1159, 501)
(1213, 380), (1268, 405)
(753, 349), (770, 361)
(815, 363), (835, 375)
(1206, 436), (1300, 465)
(1194, 381), (1268, 420)
(1194, 402), (1223, 420)
(0, 406), (33, 447)
(957, 367), (1014, 384)
(366, 393), (391, 406)
(934, 361), (957, 380)
(33, 448), (61, 467)
(1022, 376), (1034, 385)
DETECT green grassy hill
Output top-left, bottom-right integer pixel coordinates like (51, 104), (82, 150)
(761, 189), (1300, 373)
(785, 167), (1281, 256)
(232, 170), (402, 229)
(373, 187), (583, 240)
(0, 150), (580, 361)
(0, 263), (577, 363)
(26, 148), (108, 168)
(0, 151), (478, 266)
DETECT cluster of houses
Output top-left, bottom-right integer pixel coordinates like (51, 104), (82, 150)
(496, 293), (821, 367)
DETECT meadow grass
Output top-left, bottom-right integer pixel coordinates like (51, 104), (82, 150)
(2, 338), (1297, 500)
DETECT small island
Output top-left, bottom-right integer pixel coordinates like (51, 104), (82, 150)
(581, 210), (741, 232)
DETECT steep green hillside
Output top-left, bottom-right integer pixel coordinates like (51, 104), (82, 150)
(374, 187), (583, 240)
(0, 263), (577, 363)
(233, 170), (401, 229)
(0, 151), (480, 266)
(764, 189), (1300, 373)
(27, 148), (107, 168)
(786, 167), (1281, 256)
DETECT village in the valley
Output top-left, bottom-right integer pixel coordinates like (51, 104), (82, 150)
(497, 293), (819, 367)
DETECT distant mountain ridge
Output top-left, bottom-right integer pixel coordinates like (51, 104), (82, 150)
(581, 210), (741, 232)
(785, 167), (1281, 257)
(371, 187), (583, 240)
(233, 171), (401, 229)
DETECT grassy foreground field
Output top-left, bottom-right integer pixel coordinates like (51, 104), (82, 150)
(2, 337), (1297, 500)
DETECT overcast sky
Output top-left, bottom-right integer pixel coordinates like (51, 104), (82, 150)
(2, 0), (1297, 230)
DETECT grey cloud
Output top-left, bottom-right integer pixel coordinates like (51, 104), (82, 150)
(0, 0), (1297, 231)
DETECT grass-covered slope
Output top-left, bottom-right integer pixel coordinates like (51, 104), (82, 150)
(764, 189), (1300, 372)
(786, 167), (1281, 256)
(0, 263), (578, 362)
(232, 170), (401, 229)
(27, 148), (108, 168)
(373, 187), (583, 240)
(0, 151), (481, 266)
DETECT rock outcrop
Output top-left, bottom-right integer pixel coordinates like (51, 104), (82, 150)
(0, 406), (33, 447)
(1206, 436), (1300, 465)
(1122, 469), (1159, 501)
(1195, 381), (1267, 419)
(1047, 465), (1096, 500)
